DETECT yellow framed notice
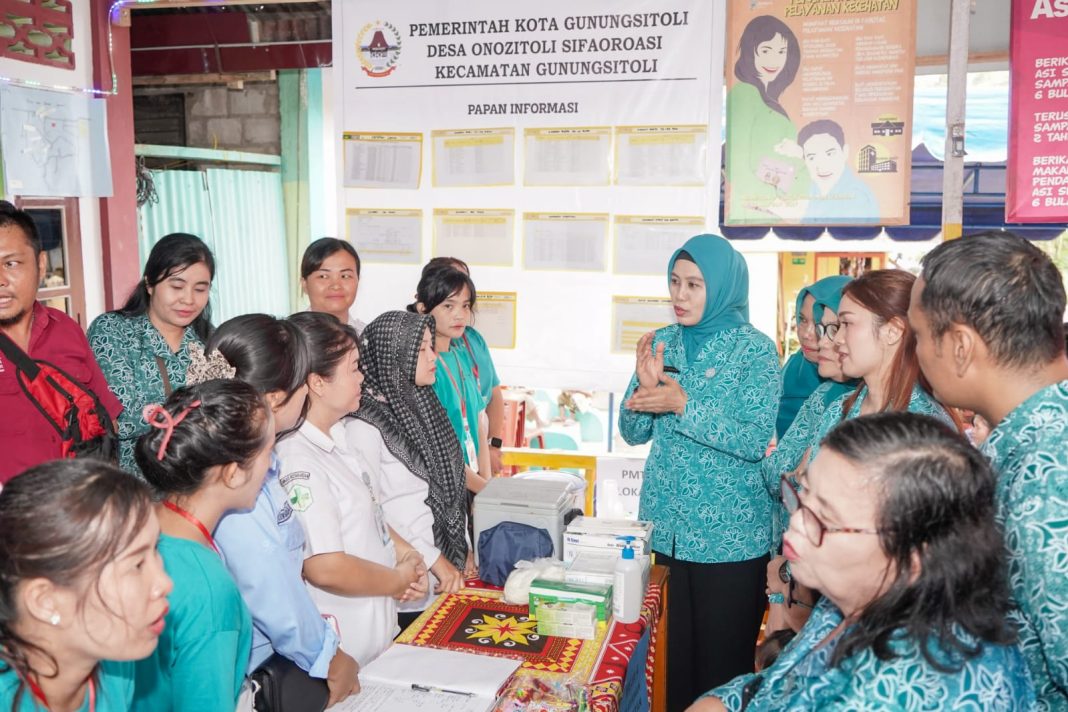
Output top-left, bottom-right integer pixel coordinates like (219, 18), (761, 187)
(345, 208), (423, 264)
(432, 209), (515, 267)
(613, 215), (705, 275)
(523, 126), (612, 186)
(611, 295), (674, 354)
(614, 125), (709, 186)
(431, 128), (515, 187)
(342, 132), (423, 189)
(522, 212), (609, 272)
(472, 291), (518, 349)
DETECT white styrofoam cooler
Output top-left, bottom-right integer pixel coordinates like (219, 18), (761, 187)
(473, 477), (577, 564)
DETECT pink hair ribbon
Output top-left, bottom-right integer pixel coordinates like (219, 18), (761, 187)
(142, 401), (202, 461)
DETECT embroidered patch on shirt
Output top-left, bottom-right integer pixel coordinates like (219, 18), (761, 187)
(280, 470), (310, 488)
(288, 484), (313, 512)
(277, 501), (294, 524)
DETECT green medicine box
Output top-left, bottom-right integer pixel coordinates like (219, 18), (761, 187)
(528, 578), (614, 624)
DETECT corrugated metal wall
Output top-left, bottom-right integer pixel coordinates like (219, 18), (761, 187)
(137, 168), (290, 323)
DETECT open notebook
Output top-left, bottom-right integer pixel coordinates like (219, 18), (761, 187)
(334, 644), (522, 712)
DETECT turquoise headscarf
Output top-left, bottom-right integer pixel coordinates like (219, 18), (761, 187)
(776, 275), (854, 437)
(668, 234), (750, 361)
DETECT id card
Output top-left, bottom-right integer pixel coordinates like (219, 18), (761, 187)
(463, 421), (479, 473)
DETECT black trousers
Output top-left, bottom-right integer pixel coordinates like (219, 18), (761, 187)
(655, 550), (769, 712)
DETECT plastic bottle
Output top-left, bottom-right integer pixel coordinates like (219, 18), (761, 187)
(613, 536), (642, 624)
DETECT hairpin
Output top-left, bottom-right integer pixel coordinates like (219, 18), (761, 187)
(185, 343), (236, 385)
(142, 401), (202, 461)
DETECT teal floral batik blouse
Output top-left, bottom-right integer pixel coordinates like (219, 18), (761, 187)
(981, 380), (1068, 710)
(620, 323), (782, 564)
(88, 313), (201, 478)
(708, 597), (1036, 710)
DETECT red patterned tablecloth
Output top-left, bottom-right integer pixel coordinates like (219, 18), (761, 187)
(397, 575), (664, 712)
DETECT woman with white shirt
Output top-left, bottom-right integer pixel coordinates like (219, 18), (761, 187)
(346, 311), (471, 629)
(278, 312), (427, 666)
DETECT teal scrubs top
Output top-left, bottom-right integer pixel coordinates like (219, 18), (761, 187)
(132, 534), (252, 712)
(433, 348), (486, 465)
(981, 380), (1068, 709)
(451, 327), (500, 404)
(620, 323), (782, 563)
(0, 660), (134, 711)
(708, 597), (1035, 710)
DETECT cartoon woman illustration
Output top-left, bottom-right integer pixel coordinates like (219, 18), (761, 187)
(726, 15), (808, 224)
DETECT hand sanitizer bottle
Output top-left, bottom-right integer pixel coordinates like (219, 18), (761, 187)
(613, 536), (642, 624)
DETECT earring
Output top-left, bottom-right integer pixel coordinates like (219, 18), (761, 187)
(49, 613), (60, 626)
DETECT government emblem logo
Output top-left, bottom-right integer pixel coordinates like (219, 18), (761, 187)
(356, 21), (402, 77)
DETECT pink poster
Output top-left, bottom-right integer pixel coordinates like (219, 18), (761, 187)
(1007, 1), (1068, 222)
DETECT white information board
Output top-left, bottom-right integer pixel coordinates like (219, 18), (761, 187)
(334, 1), (726, 391)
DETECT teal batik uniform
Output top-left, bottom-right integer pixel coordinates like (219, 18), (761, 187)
(763, 380), (855, 550)
(433, 348), (486, 466)
(620, 233), (782, 709)
(0, 660), (135, 711)
(133, 534), (252, 712)
(776, 276), (853, 438)
(620, 234), (782, 563)
(809, 384), (953, 463)
(88, 313), (201, 478)
(621, 323), (781, 561)
(452, 326), (500, 404)
(725, 81), (807, 224)
(981, 380), (1068, 710)
(707, 597), (1036, 711)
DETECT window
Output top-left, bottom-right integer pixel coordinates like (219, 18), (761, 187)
(16, 198), (86, 327)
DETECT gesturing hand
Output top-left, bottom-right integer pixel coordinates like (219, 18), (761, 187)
(635, 332), (665, 391)
(625, 373), (687, 415)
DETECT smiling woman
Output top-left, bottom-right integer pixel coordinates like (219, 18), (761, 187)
(88, 234), (216, 479)
(301, 238), (365, 335)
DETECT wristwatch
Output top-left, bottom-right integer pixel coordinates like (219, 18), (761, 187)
(489, 437), (503, 449)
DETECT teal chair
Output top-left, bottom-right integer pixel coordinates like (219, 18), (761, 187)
(533, 390), (560, 420)
(577, 412), (604, 443)
(531, 431), (579, 451)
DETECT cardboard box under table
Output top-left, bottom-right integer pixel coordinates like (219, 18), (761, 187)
(395, 565), (670, 712)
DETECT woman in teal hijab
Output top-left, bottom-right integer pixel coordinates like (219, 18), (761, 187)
(621, 234), (783, 711)
(776, 275), (853, 438)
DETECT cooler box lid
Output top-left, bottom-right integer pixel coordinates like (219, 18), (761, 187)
(475, 477), (574, 513)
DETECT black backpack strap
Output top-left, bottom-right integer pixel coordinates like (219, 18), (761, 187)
(0, 330), (40, 379)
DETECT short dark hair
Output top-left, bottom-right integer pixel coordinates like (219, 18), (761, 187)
(407, 263), (477, 314)
(301, 238), (361, 279)
(798, 119), (845, 149)
(0, 201), (41, 257)
(422, 256), (469, 277)
(287, 311), (359, 379)
(920, 231), (1067, 368)
(119, 233), (216, 342)
(136, 379), (271, 496)
(0, 460), (153, 701)
(821, 412), (1016, 671)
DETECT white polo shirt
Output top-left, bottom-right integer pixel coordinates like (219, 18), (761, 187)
(276, 420), (397, 667)
(346, 418), (444, 612)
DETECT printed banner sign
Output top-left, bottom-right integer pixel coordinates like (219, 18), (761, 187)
(723, 0), (916, 227)
(1007, 0), (1068, 222)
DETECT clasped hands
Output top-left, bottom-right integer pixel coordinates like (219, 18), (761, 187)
(625, 332), (688, 415)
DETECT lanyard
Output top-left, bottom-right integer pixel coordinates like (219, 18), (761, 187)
(26, 675), (95, 712)
(461, 334), (480, 382)
(437, 353), (468, 419)
(163, 501), (220, 555)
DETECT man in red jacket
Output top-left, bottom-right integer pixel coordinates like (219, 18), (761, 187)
(0, 201), (121, 482)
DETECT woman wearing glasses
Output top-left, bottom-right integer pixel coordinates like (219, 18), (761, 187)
(690, 413), (1034, 711)
(621, 235), (782, 710)
(762, 277), (855, 634)
(775, 276), (852, 438)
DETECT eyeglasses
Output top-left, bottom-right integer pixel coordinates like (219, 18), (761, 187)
(780, 476), (882, 547)
(814, 323), (840, 341)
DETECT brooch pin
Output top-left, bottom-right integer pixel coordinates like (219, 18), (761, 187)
(705, 367), (717, 379)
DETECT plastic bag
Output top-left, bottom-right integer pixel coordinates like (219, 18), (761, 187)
(502, 557), (566, 604)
